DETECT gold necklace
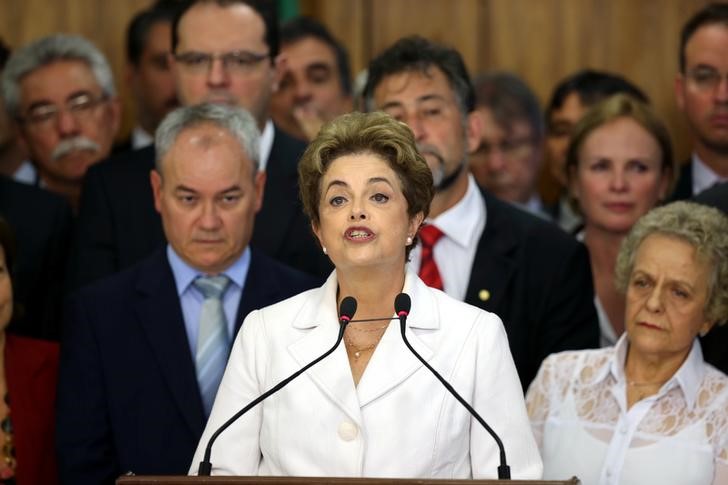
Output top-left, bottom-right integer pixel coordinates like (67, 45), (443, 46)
(344, 329), (386, 360)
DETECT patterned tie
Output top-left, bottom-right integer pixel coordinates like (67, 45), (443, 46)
(418, 224), (445, 290)
(193, 275), (231, 417)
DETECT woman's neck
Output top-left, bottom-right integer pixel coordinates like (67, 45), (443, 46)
(624, 341), (689, 387)
(337, 265), (406, 320)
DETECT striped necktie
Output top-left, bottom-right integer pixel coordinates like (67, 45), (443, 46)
(193, 275), (231, 417)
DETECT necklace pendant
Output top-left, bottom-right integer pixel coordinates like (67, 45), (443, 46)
(354, 351), (361, 359)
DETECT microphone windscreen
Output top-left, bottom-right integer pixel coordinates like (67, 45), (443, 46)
(338, 296), (357, 322)
(394, 293), (411, 316)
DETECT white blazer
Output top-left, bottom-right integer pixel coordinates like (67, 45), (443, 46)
(190, 269), (543, 479)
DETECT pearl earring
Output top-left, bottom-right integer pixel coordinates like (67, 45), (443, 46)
(406, 236), (413, 245)
(322, 246), (328, 255)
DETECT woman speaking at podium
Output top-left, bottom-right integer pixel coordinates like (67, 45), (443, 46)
(190, 112), (542, 479)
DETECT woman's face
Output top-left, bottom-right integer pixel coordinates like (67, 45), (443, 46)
(0, 246), (12, 331)
(625, 234), (713, 360)
(313, 153), (423, 273)
(571, 117), (669, 234)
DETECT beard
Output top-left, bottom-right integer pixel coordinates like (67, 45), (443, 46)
(416, 142), (466, 192)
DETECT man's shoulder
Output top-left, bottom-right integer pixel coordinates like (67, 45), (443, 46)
(0, 175), (68, 212)
(478, 190), (580, 252)
(85, 145), (156, 182)
(248, 248), (322, 294)
(71, 248), (168, 305)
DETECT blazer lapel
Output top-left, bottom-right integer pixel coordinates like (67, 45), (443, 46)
(465, 191), (518, 314)
(356, 272), (435, 407)
(134, 251), (206, 438)
(287, 274), (363, 424)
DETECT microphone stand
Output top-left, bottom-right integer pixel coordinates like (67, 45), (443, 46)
(198, 298), (356, 475)
(395, 294), (511, 480)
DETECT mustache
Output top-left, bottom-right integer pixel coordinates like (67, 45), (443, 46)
(51, 137), (101, 161)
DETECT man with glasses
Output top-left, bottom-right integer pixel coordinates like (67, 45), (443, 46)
(673, 2), (728, 199)
(1, 34), (121, 211)
(71, 0), (331, 290)
(469, 72), (547, 218)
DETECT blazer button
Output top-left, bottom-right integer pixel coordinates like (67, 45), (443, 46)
(337, 421), (359, 441)
(478, 289), (490, 301)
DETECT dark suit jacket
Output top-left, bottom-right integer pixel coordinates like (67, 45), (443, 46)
(693, 181), (728, 375)
(669, 160), (693, 201)
(464, 191), (599, 389)
(56, 247), (319, 484)
(0, 175), (73, 340)
(69, 126), (331, 290)
(6, 334), (60, 484)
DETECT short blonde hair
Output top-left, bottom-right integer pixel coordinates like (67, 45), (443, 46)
(298, 112), (434, 258)
(615, 201), (728, 326)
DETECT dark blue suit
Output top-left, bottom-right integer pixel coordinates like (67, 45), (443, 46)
(56, 247), (319, 484)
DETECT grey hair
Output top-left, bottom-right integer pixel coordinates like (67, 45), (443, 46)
(615, 201), (728, 326)
(154, 103), (260, 174)
(1, 34), (116, 118)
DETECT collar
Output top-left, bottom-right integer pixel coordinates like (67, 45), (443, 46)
(131, 126), (154, 150)
(12, 160), (36, 185)
(428, 174), (486, 249)
(292, 268), (439, 331)
(692, 153), (727, 195)
(258, 119), (275, 172)
(166, 244), (251, 296)
(602, 333), (706, 410)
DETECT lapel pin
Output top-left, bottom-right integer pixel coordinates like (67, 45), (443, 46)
(478, 289), (490, 302)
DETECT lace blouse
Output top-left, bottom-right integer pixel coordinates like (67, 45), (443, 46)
(526, 335), (728, 485)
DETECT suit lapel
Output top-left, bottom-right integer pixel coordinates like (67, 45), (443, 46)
(465, 191), (518, 315)
(355, 272), (435, 407)
(286, 274), (363, 424)
(134, 251), (206, 437)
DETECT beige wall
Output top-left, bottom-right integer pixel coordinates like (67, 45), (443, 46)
(0, 0), (715, 163)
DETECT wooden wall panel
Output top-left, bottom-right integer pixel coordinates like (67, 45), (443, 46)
(0, 0), (720, 159)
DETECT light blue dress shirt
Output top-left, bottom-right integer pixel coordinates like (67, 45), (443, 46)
(166, 245), (251, 358)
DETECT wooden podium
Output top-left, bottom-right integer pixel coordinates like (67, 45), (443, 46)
(117, 476), (578, 484)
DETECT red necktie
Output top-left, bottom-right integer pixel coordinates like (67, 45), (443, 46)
(418, 225), (445, 290)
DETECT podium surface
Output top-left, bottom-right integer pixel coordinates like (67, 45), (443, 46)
(118, 476), (578, 485)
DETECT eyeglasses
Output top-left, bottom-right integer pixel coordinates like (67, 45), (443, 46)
(174, 50), (270, 75)
(685, 68), (728, 92)
(19, 93), (108, 130)
(475, 136), (535, 159)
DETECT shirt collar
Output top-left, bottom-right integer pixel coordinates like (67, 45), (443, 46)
(166, 244), (251, 296)
(131, 125), (154, 150)
(604, 333), (706, 410)
(428, 174), (486, 249)
(692, 153), (727, 195)
(258, 119), (275, 172)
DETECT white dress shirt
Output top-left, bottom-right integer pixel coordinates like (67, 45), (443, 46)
(131, 125), (154, 150)
(692, 154), (727, 196)
(408, 175), (486, 300)
(191, 269), (543, 479)
(526, 335), (728, 485)
(258, 119), (274, 172)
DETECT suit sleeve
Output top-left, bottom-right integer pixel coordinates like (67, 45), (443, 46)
(56, 293), (119, 484)
(68, 166), (119, 291)
(524, 235), (598, 387)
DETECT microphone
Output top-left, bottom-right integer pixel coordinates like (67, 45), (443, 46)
(197, 296), (357, 475)
(394, 293), (511, 480)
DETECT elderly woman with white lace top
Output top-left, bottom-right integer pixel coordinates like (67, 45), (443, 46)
(526, 201), (728, 485)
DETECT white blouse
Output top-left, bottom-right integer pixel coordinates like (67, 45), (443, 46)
(526, 335), (728, 485)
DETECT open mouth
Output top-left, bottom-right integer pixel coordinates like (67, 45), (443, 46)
(345, 227), (374, 241)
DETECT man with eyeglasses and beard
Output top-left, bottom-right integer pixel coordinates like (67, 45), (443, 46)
(70, 0), (331, 290)
(1, 34), (121, 212)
